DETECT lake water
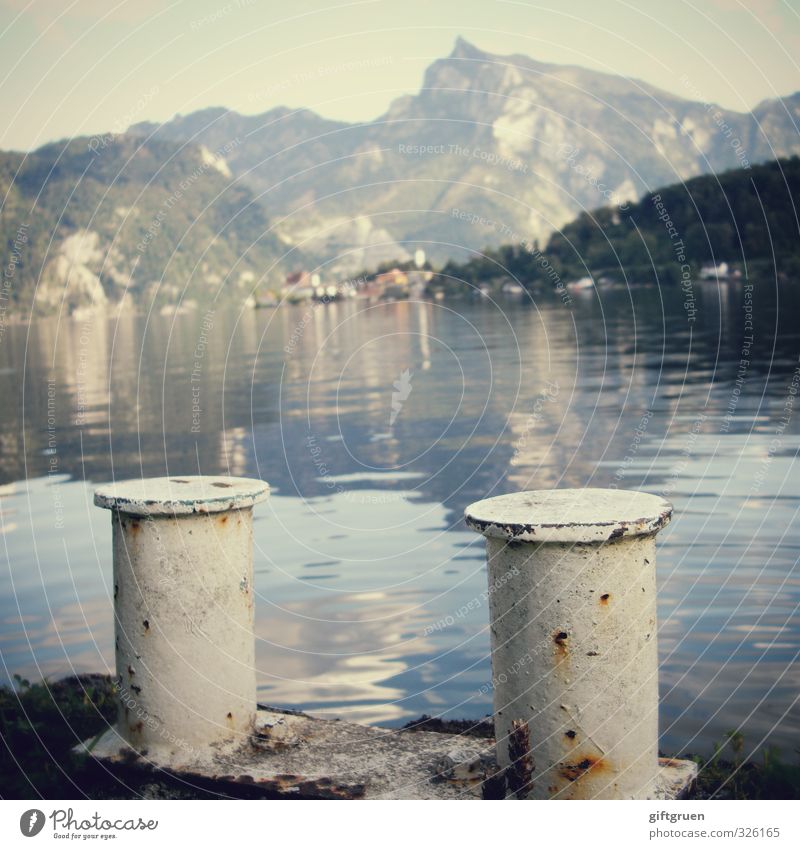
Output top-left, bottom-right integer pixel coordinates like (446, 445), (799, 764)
(1, 280), (798, 758)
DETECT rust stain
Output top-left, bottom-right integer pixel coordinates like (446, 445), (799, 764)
(481, 765), (506, 800)
(218, 515), (229, 525)
(141, 768), (365, 799)
(98, 752), (369, 800)
(600, 593), (611, 605)
(275, 776), (365, 799)
(118, 747), (140, 765)
(129, 521), (141, 536)
(553, 629), (569, 659)
(506, 719), (534, 799)
(291, 780), (365, 799)
(559, 754), (608, 782)
(129, 721), (144, 734)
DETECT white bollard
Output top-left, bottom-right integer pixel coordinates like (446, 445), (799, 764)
(94, 476), (269, 757)
(465, 488), (672, 799)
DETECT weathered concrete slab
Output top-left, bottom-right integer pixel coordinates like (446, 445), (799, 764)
(79, 708), (696, 800)
(81, 709), (493, 799)
(654, 757), (699, 800)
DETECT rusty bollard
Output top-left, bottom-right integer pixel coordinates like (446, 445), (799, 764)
(465, 489), (672, 799)
(94, 476), (269, 757)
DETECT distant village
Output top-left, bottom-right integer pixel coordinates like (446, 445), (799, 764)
(252, 248), (531, 308)
(254, 249), (436, 308)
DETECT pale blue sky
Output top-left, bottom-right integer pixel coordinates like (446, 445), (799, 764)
(1, 0), (799, 150)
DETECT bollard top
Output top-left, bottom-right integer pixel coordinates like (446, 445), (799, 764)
(464, 488), (672, 544)
(94, 475), (269, 517)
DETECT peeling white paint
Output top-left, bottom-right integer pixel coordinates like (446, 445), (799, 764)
(95, 475), (269, 756)
(465, 488), (673, 799)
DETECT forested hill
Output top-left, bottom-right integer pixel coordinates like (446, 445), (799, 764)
(0, 136), (287, 314)
(549, 156), (800, 280)
(440, 157), (800, 288)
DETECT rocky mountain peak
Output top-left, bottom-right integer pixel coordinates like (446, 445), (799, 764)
(449, 36), (490, 61)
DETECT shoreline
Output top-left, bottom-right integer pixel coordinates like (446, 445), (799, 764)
(2, 675), (797, 800)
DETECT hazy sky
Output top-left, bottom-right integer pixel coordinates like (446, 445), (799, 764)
(1, 0), (799, 151)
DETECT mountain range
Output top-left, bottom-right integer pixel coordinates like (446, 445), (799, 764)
(3, 37), (800, 311)
(130, 38), (800, 266)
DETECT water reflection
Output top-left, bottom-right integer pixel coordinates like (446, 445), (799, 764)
(1, 279), (799, 754)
